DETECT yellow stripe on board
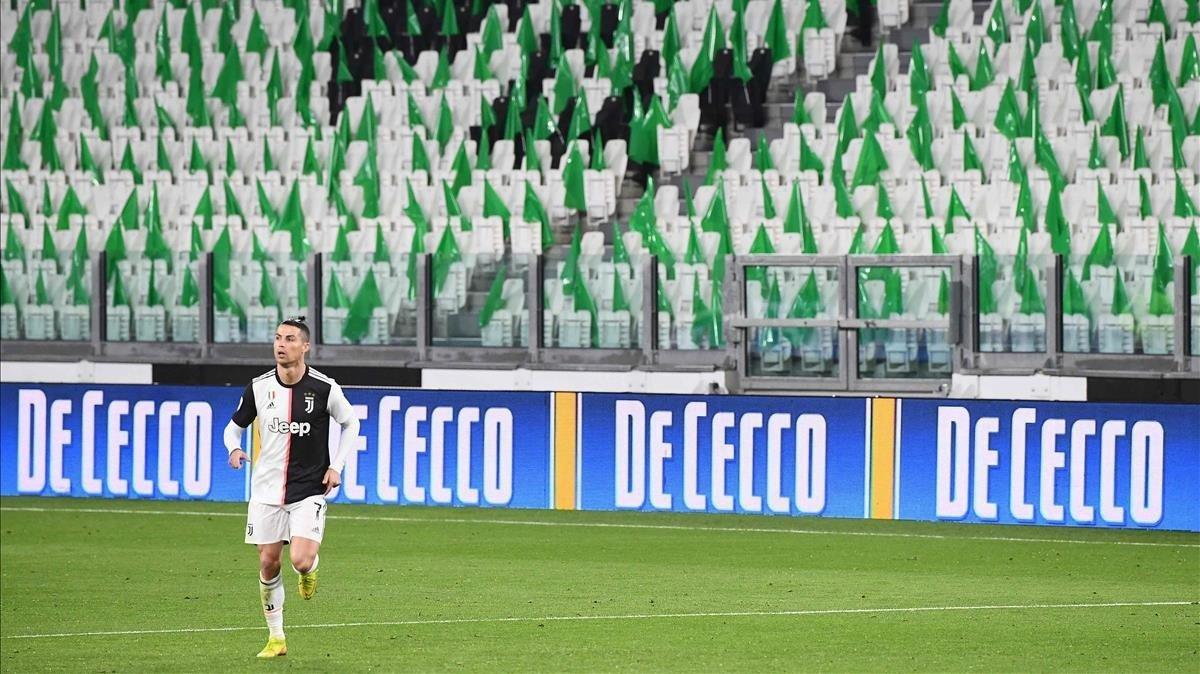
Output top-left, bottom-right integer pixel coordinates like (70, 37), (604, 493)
(870, 398), (898, 519)
(553, 392), (578, 510)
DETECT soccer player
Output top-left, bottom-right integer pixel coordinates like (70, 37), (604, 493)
(223, 317), (360, 658)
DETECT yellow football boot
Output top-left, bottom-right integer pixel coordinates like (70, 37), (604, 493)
(256, 636), (287, 658)
(298, 568), (318, 600)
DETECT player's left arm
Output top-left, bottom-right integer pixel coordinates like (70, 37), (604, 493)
(323, 383), (360, 492)
(225, 383), (257, 469)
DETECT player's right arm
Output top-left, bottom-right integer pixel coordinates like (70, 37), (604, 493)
(224, 383), (257, 469)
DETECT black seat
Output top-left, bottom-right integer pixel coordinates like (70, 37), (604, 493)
(700, 48), (734, 128)
(748, 47), (773, 105)
(594, 95), (628, 144)
(632, 49), (660, 101)
(560, 4), (582, 51)
(524, 51), (552, 103)
(414, 5), (437, 52)
(599, 4), (620, 43)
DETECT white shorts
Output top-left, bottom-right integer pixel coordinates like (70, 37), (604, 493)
(245, 494), (327, 545)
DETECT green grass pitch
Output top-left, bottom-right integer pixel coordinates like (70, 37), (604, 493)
(1, 497), (1197, 672)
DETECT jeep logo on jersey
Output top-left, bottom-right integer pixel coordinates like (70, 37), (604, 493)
(266, 417), (312, 436)
(304, 393), (315, 414)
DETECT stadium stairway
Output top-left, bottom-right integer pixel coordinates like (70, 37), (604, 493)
(320, 0), (903, 225)
(651, 0), (999, 208)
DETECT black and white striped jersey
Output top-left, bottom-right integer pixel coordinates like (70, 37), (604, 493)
(225, 367), (357, 506)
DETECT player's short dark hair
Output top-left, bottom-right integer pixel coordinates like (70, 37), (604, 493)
(279, 316), (310, 342)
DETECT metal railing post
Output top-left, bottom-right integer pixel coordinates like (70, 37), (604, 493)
(641, 255), (656, 362)
(198, 252), (212, 354)
(948, 258), (963, 345)
(91, 251), (107, 352)
(1046, 255), (1062, 369)
(416, 252), (431, 361)
(723, 253), (739, 365)
(842, 257), (858, 388)
(1174, 255), (1191, 371)
(529, 253), (544, 362)
(730, 256), (746, 383)
(949, 257), (964, 370)
(966, 255), (979, 368)
(307, 253), (322, 352)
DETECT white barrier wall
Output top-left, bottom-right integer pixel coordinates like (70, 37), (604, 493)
(0, 361), (1089, 400)
(1, 361), (154, 385)
(422, 368), (731, 394)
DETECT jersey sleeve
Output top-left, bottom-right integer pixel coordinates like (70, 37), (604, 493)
(326, 382), (354, 425)
(327, 382), (359, 473)
(230, 382), (257, 428)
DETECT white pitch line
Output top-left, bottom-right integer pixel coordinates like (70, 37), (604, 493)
(4, 601), (1196, 640)
(2, 505), (1198, 549)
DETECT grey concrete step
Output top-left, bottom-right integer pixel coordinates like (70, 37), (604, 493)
(813, 76), (859, 104)
(874, 26), (934, 54)
(909, 0), (994, 24)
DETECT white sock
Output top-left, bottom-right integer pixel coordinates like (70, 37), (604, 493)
(259, 573), (285, 639)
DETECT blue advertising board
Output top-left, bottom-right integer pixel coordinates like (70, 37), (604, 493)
(896, 399), (1200, 530)
(0, 383), (552, 509)
(328, 388), (551, 508)
(576, 393), (870, 517)
(1, 383), (244, 501)
(3, 383), (1197, 531)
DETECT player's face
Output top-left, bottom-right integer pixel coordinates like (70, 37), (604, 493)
(274, 325), (309, 366)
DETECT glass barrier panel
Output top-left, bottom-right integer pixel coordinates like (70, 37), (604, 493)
(107, 248), (203, 343)
(545, 241), (642, 349)
(744, 265), (840, 378)
(321, 250), (416, 346)
(655, 259), (722, 351)
(434, 253), (532, 347)
(857, 265), (953, 379)
(1062, 253), (1174, 355)
(209, 245), (311, 344)
(976, 254), (1050, 354)
(857, 328), (954, 379)
(2, 241), (94, 341)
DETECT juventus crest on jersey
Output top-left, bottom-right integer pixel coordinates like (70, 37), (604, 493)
(231, 367), (355, 505)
